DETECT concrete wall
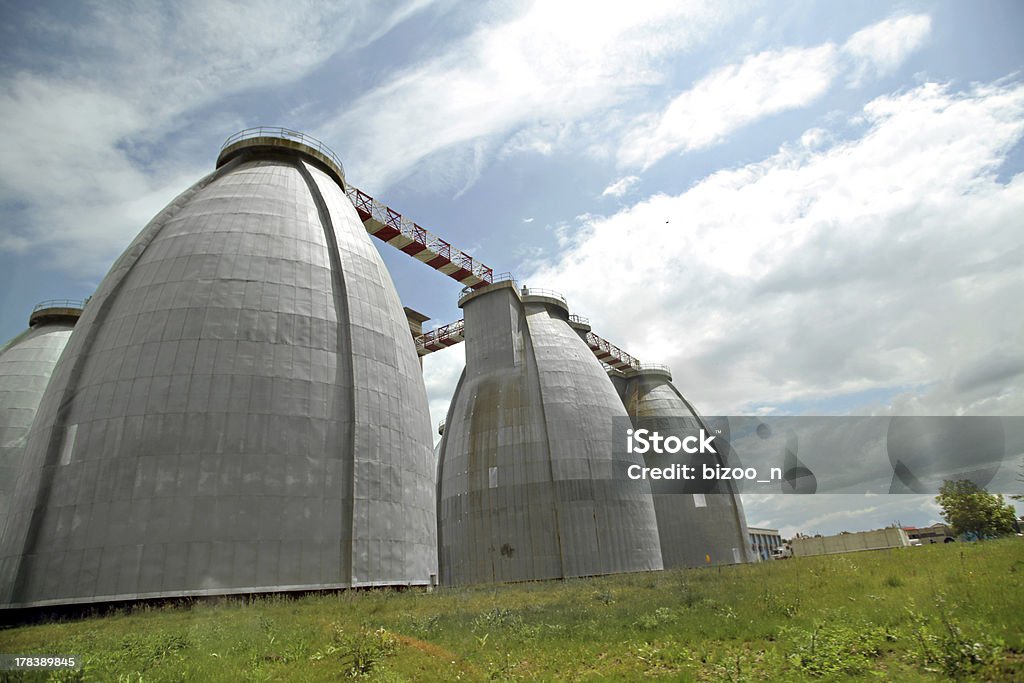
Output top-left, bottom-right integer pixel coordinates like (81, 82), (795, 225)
(437, 283), (662, 585)
(791, 528), (909, 557)
(0, 150), (436, 608)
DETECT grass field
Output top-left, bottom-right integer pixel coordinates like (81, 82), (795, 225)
(1, 538), (1022, 681)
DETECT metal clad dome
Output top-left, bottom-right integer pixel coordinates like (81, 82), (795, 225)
(615, 370), (755, 568)
(0, 303), (83, 549)
(0, 133), (435, 608)
(438, 281), (662, 586)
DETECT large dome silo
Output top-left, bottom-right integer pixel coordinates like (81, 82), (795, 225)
(0, 302), (83, 545)
(0, 129), (436, 608)
(612, 368), (755, 567)
(437, 281), (662, 586)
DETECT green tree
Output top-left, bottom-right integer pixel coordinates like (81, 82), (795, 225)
(936, 479), (1016, 539)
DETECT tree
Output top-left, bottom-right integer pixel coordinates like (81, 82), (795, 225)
(936, 479), (1016, 539)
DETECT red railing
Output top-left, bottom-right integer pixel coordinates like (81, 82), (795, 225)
(585, 331), (640, 371)
(340, 177), (648, 371)
(415, 319), (467, 356)
(345, 186), (494, 289)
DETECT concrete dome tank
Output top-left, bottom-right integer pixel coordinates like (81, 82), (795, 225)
(0, 128), (436, 608)
(611, 367), (755, 567)
(0, 301), (84, 545)
(437, 281), (662, 586)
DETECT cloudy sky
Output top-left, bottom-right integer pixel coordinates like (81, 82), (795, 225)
(1, 0), (1022, 537)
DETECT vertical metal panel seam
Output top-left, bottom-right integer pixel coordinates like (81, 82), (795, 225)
(294, 160), (356, 585)
(518, 303), (566, 579)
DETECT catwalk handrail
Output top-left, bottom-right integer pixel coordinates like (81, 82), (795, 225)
(637, 363), (671, 374)
(521, 287), (567, 306)
(32, 299), (86, 312)
(585, 331), (640, 370)
(416, 319), (466, 348)
(346, 186), (494, 286)
(220, 127), (345, 179)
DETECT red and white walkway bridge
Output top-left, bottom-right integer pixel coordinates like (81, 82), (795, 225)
(347, 186), (493, 291)
(347, 185), (642, 372)
(415, 319), (466, 356)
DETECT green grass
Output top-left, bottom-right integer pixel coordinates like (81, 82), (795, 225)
(2, 538), (1022, 681)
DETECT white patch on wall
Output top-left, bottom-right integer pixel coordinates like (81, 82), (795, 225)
(59, 424), (77, 465)
(693, 493), (706, 508)
(489, 466), (497, 489)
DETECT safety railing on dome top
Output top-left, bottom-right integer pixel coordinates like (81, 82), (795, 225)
(491, 272), (517, 285)
(220, 127), (345, 179)
(520, 287), (567, 306)
(32, 299), (87, 312)
(637, 363), (671, 374)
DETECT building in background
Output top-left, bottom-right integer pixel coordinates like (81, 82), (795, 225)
(748, 527), (782, 561)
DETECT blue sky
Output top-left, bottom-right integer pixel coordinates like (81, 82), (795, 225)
(1, 0), (1022, 536)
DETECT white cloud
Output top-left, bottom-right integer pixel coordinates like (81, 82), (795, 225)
(843, 14), (932, 88)
(743, 493), (942, 538)
(499, 121), (575, 158)
(39, 1), (425, 113)
(0, 0), (435, 275)
(617, 13), (932, 171)
(321, 1), (744, 190)
(525, 80), (1024, 417)
(742, 446), (1022, 536)
(886, 351), (1024, 417)
(618, 44), (840, 170)
(422, 344), (466, 446)
(0, 75), (206, 274)
(602, 175), (641, 198)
